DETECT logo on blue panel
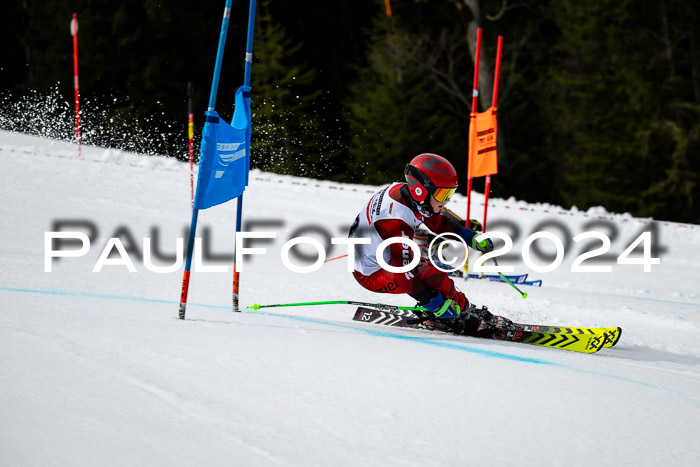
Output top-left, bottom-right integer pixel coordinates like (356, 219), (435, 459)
(215, 142), (246, 178)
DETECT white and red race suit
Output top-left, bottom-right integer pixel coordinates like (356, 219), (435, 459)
(349, 182), (467, 308)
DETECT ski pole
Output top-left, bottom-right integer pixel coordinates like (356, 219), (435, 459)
(324, 254), (348, 263)
(248, 300), (428, 312)
(492, 258), (528, 299)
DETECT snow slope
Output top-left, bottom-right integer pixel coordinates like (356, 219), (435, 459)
(1, 130), (700, 466)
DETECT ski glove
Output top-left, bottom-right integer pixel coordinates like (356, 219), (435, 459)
(458, 227), (494, 253)
(469, 218), (483, 232)
(420, 292), (461, 319)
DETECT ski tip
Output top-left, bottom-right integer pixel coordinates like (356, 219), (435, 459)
(609, 327), (622, 347)
(248, 304), (261, 310)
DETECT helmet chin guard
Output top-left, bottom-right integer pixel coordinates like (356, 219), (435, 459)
(415, 202), (434, 217)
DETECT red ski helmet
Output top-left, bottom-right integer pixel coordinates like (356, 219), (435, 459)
(404, 154), (458, 210)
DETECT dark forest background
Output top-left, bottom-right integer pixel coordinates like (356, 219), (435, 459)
(1, 0), (698, 223)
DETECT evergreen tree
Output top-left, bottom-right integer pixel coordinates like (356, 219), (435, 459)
(537, 0), (700, 222)
(344, 14), (468, 186)
(635, 0), (700, 222)
(250, 0), (339, 178)
(3, 0), (698, 221)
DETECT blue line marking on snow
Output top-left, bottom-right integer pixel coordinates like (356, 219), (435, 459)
(0, 285), (552, 365)
(251, 308), (556, 366)
(0, 286), (180, 304)
(603, 293), (700, 307)
(3, 285), (700, 404)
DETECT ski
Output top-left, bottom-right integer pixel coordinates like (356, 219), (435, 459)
(455, 273), (542, 287)
(446, 271), (542, 287)
(480, 275), (542, 287)
(513, 323), (621, 347)
(352, 307), (621, 354)
(462, 273), (529, 283)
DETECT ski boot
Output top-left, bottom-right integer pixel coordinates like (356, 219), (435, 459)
(408, 305), (453, 332)
(449, 305), (517, 338)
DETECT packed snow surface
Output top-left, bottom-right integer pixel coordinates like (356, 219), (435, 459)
(1, 131), (700, 466)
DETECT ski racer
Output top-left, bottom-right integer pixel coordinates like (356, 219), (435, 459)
(349, 153), (505, 336)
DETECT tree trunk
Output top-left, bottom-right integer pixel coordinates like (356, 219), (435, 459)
(454, 0), (507, 168)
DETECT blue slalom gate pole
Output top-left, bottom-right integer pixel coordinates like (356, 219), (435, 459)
(243, 0), (257, 89)
(179, 0), (235, 320)
(207, 0), (234, 111)
(232, 0), (257, 312)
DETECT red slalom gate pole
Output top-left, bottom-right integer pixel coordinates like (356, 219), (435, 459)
(492, 36), (503, 107)
(187, 82), (194, 210)
(464, 28), (482, 278)
(70, 13), (81, 158)
(482, 36), (503, 233)
(466, 27), (482, 225)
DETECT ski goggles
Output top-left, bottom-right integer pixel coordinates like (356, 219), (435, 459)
(432, 187), (457, 203)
